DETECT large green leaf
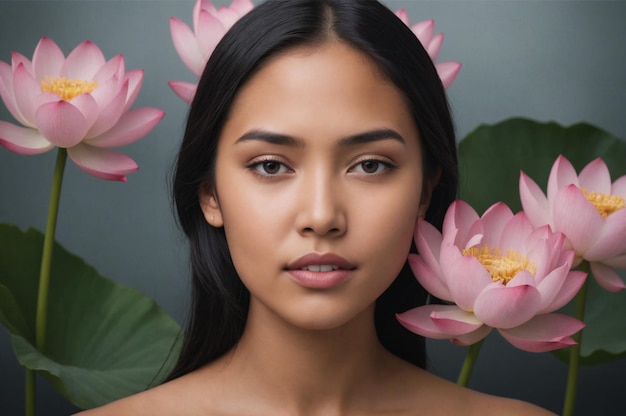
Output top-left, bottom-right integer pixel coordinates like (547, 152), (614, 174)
(458, 118), (626, 365)
(0, 224), (182, 409)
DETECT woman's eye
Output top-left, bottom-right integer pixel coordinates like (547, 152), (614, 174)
(352, 159), (391, 175)
(250, 160), (289, 176)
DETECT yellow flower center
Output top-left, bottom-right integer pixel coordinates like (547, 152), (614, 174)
(462, 245), (536, 285)
(40, 76), (98, 101)
(581, 188), (625, 218)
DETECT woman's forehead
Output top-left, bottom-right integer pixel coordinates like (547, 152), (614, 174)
(220, 41), (418, 145)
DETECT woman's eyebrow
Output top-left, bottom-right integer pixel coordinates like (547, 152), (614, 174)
(236, 130), (302, 147)
(235, 128), (406, 147)
(338, 129), (406, 147)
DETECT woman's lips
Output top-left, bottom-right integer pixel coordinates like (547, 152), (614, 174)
(286, 253), (355, 289)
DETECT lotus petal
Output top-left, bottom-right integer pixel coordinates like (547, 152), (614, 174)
(0, 121), (53, 155)
(69, 93), (99, 130)
(67, 144), (138, 182)
(123, 69), (144, 111)
(605, 253), (626, 269)
(473, 280), (541, 329)
(11, 52), (33, 74)
(168, 81), (197, 104)
(589, 262), (626, 292)
(0, 62), (30, 126)
(584, 209), (626, 261)
(436, 61), (462, 89)
(547, 155), (579, 200)
(408, 254), (451, 301)
(443, 200), (481, 249)
(540, 270), (587, 313)
(92, 54), (124, 85)
(426, 32), (444, 61)
(611, 175), (626, 199)
(499, 314), (585, 352)
(411, 19), (434, 47)
(396, 305), (479, 339)
(34, 100), (89, 147)
(534, 263), (579, 311)
(414, 219), (443, 274)
(445, 251), (493, 310)
(394, 9), (410, 25)
(553, 185), (604, 254)
(193, 0), (209, 32)
(430, 306), (484, 335)
(87, 108), (165, 148)
(519, 172), (553, 229)
(230, 0), (254, 16)
(32, 37), (64, 81)
(13, 64), (40, 126)
(86, 82), (128, 138)
(170, 17), (204, 77)
(62, 41), (106, 80)
(451, 325), (493, 346)
(478, 202), (514, 248)
(196, 10), (226, 62)
(578, 157), (612, 194)
(497, 211), (530, 253)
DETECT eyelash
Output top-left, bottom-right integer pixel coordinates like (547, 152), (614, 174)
(349, 158), (397, 175)
(246, 156), (396, 178)
(246, 157), (292, 178)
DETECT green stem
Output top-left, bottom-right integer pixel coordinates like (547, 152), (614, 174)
(562, 261), (590, 416)
(457, 338), (485, 387)
(26, 148), (67, 416)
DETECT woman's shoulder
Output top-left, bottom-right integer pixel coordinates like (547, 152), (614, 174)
(73, 372), (215, 416)
(73, 385), (176, 416)
(395, 362), (555, 416)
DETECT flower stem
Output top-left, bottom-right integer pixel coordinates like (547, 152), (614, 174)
(26, 148), (67, 416)
(562, 261), (590, 416)
(457, 338), (485, 387)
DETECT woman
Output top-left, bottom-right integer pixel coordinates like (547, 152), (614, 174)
(82, 0), (552, 414)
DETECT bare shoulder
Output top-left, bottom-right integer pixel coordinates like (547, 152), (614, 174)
(73, 372), (211, 416)
(386, 357), (555, 416)
(456, 385), (556, 416)
(73, 385), (177, 416)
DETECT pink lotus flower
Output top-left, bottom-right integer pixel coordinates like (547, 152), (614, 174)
(397, 200), (586, 352)
(395, 9), (462, 88)
(169, 0), (254, 103)
(520, 155), (626, 292)
(0, 37), (164, 181)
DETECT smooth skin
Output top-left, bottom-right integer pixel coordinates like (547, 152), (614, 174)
(78, 41), (554, 415)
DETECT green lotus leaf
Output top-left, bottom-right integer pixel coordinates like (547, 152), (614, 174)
(458, 117), (626, 365)
(0, 223), (182, 409)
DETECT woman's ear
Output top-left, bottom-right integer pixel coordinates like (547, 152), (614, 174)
(417, 166), (442, 218)
(199, 185), (224, 227)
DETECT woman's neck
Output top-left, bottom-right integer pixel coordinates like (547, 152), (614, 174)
(211, 300), (399, 414)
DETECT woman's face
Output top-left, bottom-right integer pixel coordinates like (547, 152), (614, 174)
(201, 41), (430, 331)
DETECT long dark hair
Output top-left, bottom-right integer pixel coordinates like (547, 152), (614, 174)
(168, 0), (458, 381)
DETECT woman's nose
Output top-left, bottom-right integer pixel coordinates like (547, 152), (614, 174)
(294, 171), (347, 238)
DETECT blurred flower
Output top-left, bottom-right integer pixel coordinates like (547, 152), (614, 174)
(395, 9), (462, 88)
(520, 155), (626, 292)
(169, 0), (254, 102)
(397, 200), (586, 352)
(0, 37), (164, 181)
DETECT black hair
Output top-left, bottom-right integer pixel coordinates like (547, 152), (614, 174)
(168, 0), (458, 381)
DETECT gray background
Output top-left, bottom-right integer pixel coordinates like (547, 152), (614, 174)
(1, 0), (625, 414)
